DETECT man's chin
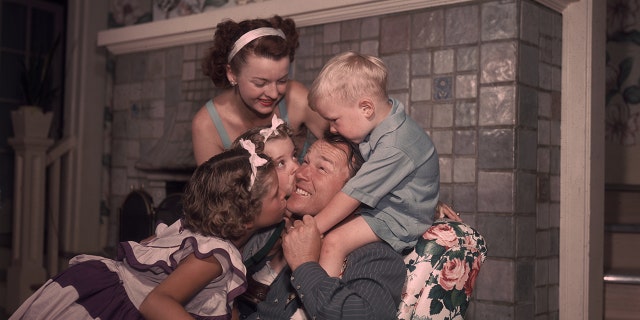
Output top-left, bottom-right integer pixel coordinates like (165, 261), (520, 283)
(285, 196), (316, 217)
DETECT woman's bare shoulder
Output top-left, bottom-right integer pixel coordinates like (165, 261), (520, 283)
(286, 80), (328, 137)
(285, 81), (310, 123)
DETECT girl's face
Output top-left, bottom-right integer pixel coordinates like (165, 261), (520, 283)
(253, 170), (286, 229)
(264, 137), (299, 197)
(229, 54), (290, 116)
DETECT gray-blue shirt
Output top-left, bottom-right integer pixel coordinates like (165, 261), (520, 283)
(342, 98), (439, 252)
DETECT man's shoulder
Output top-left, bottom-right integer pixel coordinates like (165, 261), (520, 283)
(344, 242), (406, 280)
(349, 242), (403, 263)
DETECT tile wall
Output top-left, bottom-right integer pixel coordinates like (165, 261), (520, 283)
(107, 0), (562, 318)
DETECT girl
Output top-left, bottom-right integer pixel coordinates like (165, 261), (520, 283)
(232, 115), (299, 198)
(230, 116), (301, 316)
(11, 144), (286, 320)
(192, 15), (327, 166)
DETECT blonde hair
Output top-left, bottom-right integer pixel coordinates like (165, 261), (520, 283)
(308, 51), (388, 109)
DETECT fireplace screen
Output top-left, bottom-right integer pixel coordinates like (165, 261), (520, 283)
(119, 190), (184, 242)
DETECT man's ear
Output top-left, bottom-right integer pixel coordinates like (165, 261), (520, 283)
(359, 98), (375, 119)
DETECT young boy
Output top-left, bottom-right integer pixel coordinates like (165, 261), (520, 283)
(307, 51), (440, 276)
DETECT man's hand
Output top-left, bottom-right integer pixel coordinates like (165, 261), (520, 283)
(282, 215), (323, 271)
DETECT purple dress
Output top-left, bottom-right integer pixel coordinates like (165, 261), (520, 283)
(10, 220), (247, 320)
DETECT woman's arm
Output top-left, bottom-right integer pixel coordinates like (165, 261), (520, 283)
(139, 253), (223, 320)
(192, 105), (225, 165)
(435, 201), (462, 222)
(286, 80), (328, 139)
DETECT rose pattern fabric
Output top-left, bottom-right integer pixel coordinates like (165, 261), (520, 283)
(438, 257), (469, 291)
(398, 220), (488, 320)
(424, 223), (458, 248)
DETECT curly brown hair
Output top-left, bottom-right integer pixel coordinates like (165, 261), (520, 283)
(230, 121), (295, 154)
(202, 15), (300, 88)
(181, 149), (276, 240)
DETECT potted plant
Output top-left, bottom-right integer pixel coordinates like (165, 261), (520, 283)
(11, 36), (61, 139)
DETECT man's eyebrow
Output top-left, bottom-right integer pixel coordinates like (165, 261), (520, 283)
(317, 154), (336, 169)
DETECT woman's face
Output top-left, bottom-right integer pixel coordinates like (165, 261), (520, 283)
(264, 137), (299, 197)
(230, 54), (290, 116)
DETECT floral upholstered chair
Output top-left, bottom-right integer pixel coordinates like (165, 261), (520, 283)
(397, 220), (488, 320)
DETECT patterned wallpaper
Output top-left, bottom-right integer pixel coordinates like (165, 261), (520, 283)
(606, 0), (640, 145)
(108, 0), (269, 28)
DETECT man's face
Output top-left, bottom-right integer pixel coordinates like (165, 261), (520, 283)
(286, 139), (352, 216)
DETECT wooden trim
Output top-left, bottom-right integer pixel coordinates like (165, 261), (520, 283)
(605, 184), (640, 192)
(560, 0), (605, 319)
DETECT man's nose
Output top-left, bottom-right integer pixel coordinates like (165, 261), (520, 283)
(294, 164), (309, 180)
(329, 125), (338, 134)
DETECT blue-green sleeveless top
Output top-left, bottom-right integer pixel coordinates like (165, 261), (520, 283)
(205, 99), (310, 160)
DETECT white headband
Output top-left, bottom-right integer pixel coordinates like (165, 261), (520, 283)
(228, 27), (286, 62)
(259, 115), (285, 143)
(239, 139), (269, 191)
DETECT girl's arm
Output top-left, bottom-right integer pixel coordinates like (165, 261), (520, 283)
(313, 191), (361, 234)
(139, 253), (223, 320)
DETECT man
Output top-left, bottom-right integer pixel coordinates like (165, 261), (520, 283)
(243, 133), (406, 320)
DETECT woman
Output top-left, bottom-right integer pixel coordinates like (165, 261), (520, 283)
(192, 15), (327, 165)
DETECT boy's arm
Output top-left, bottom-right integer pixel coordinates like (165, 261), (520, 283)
(313, 191), (361, 234)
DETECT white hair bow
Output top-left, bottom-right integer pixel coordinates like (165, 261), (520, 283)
(259, 115), (285, 142)
(239, 139), (268, 191)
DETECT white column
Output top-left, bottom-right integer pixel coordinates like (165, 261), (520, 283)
(6, 135), (54, 312)
(560, 0), (606, 318)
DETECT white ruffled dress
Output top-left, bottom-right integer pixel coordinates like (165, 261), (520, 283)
(11, 220), (247, 320)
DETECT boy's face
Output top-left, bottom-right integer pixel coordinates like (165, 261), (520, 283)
(313, 98), (372, 144)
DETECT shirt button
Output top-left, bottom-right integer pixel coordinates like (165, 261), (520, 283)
(296, 285), (301, 289)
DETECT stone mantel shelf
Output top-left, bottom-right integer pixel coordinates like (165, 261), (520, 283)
(98, 0), (575, 55)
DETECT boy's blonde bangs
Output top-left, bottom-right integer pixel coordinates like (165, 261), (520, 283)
(309, 51), (388, 107)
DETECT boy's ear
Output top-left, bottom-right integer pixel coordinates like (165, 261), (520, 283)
(359, 99), (375, 118)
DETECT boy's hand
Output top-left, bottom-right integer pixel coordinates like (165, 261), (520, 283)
(282, 215), (323, 271)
